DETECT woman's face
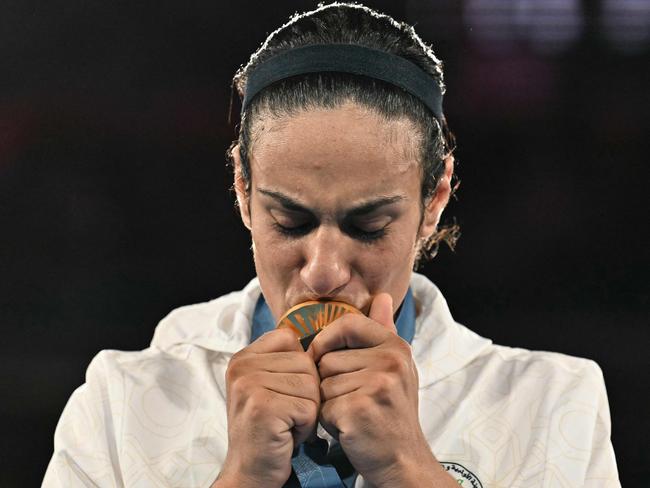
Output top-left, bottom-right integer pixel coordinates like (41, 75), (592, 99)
(234, 101), (451, 320)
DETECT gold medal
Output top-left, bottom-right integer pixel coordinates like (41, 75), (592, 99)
(276, 300), (362, 349)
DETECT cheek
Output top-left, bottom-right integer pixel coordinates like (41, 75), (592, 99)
(251, 226), (302, 278)
(354, 232), (418, 287)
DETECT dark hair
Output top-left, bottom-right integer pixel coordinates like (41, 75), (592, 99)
(229, 2), (459, 262)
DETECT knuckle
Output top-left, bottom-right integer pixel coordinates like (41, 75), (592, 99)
(352, 394), (374, 416)
(319, 376), (332, 396)
(372, 373), (398, 402)
(319, 399), (338, 424)
(320, 375), (334, 389)
(395, 337), (412, 355)
(317, 353), (331, 371)
(247, 390), (271, 417)
(292, 398), (318, 424)
(225, 359), (239, 382)
(297, 351), (317, 370)
(225, 365), (236, 385)
(375, 372), (394, 390)
(229, 365), (266, 391)
(231, 348), (249, 361)
(227, 371), (249, 395)
(275, 327), (301, 348)
(382, 349), (409, 374)
(226, 352), (250, 380)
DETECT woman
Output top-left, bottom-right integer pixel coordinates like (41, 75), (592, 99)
(44, 3), (619, 487)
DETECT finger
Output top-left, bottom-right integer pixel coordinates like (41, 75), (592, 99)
(318, 392), (371, 442)
(250, 390), (319, 446)
(259, 372), (320, 403)
(246, 327), (302, 354)
(318, 397), (340, 441)
(317, 342), (410, 379)
(318, 389), (374, 445)
(309, 314), (392, 363)
(317, 348), (369, 379)
(285, 396), (319, 446)
(228, 350), (319, 382)
(320, 371), (363, 401)
(369, 293), (396, 333)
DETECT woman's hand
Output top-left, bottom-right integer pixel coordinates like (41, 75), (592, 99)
(215, 327), (320, 488)
(309, 293), (454, 487)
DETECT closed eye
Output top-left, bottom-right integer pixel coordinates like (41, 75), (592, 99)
(342, 215), (391, 242)
(344, 224), (389, 242)
(272, 221), (315, 237)
(261, 188), (399, 244)
(273, 220), (388, 243)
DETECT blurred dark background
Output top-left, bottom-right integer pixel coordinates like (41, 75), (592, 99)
(1, 0), (647, 486)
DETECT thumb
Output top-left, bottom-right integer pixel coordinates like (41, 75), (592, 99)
(369, 293), (396, 333)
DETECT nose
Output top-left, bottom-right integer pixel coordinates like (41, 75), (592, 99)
(300, 225), (351, 298)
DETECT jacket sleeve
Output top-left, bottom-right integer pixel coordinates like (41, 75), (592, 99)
(583, 361), (620, 488)
(43, 351), (124, 487)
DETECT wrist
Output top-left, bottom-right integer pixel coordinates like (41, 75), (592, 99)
(210, 471), (255, 488)
(211, 470), (274, 488)
(393, 458), (458, 488)
(212, 454), (290, 488)
(370, 442), (455, 488)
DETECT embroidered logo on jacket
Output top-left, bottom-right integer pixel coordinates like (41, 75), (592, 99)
(440, 462), (483, 487)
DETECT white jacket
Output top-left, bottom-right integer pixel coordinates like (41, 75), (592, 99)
(43, 273), (620, 487)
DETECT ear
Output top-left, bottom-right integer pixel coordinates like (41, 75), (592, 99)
(232, 144), (252, 230)
(418, 155), (454, 240)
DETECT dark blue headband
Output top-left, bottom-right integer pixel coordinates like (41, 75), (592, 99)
(242, 44), (444, 121)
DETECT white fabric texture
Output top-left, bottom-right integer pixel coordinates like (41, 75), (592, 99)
(43, 273), (620, 487)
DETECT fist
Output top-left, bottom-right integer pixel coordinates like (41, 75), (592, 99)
(309, 293), (430, 485)
(217, 328), (320, 488)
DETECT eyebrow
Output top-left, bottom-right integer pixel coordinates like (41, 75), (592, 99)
(256, 188), (405, 216)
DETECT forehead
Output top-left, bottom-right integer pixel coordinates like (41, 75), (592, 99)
(248, 102), (422, 208)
